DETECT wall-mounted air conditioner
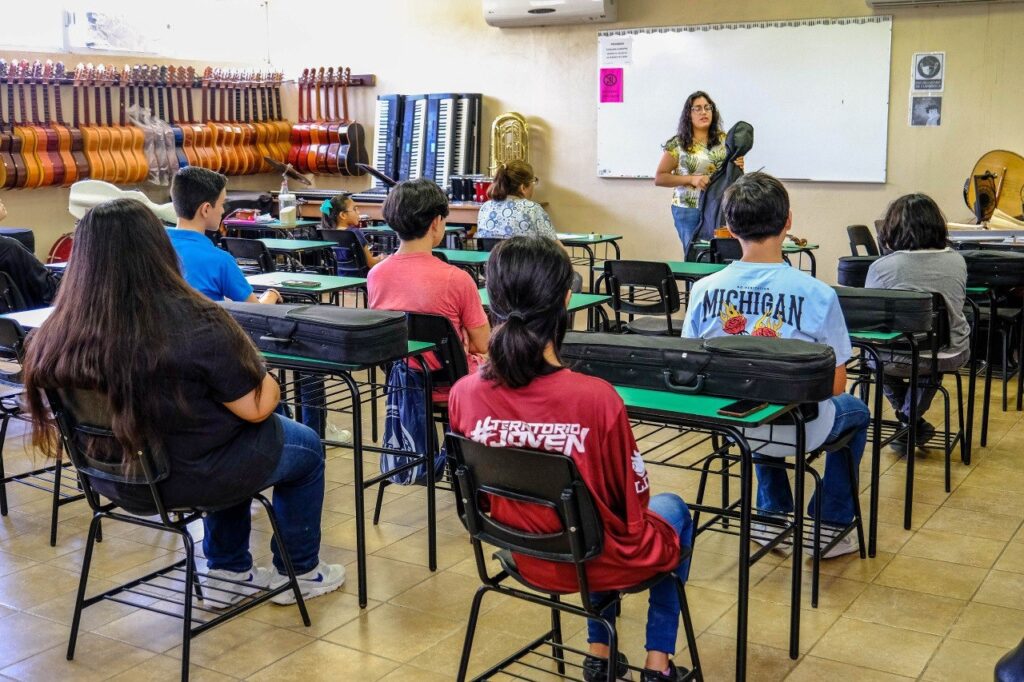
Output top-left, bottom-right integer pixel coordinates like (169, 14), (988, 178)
(483, 0), (617, 28)
(866, 0), (1022, 9)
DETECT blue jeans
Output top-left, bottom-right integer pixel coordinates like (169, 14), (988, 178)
(755, 393), (870, 525)
(274, 374), (326, 439)
(203, 415), (326, 575)
(671, 205), (701, 260)
(586, 493), (694, 655)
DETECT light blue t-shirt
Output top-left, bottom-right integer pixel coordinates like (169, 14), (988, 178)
(166, 228), (254, 302)
(683, 261), (852, 455)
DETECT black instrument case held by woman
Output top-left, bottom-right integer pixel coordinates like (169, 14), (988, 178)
(222, 303), (408, 365)
(561, 332), (835, 404)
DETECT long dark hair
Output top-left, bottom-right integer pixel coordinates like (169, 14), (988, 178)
(24, 198), (265, 459)
(675, 90), (723, 153)
(877, 193), (948, 253)
(482, 237), (573, 389)
(489, 160), (534, 201)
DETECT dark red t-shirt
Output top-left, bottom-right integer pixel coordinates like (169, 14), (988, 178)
(448, 368), (680, 593)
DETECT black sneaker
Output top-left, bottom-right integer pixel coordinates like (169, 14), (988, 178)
(916, 420), (936, 447)
(640, 661), (690, 682)
(583, 652), (631, 681)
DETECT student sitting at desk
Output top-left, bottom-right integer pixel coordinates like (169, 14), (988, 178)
(682, 172), (869, 559)
(867, 193), (969, 455)
(475, 160), (556, 242)
(369, 178), (489, 372)
(0, 199), (56, 310)
(449, 237), (694, 682)
(23, 199), (344, 606)
(168, 167), (281, 305)
(319, 193), (383, 276)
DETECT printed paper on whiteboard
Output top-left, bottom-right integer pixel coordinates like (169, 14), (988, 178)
(599, 68), (623, 103)
(601, 37), (632, 65)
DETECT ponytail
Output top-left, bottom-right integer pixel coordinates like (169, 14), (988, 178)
(488, 160), (535, 201)
(483, 237), (573, 389)
(319, 193), (352, 231)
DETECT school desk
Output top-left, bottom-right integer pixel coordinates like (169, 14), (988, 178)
(246, 273), (367, 305)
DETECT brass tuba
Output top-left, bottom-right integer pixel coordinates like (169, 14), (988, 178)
(489, 112), (529, 175)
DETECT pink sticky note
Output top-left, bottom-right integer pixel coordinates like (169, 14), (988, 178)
(599, 68), (623, 103)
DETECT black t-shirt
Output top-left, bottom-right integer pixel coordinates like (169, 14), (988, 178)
(0, 236), (56, 310)
(91, 302), (283, 510)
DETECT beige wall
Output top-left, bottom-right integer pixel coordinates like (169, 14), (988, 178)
(3, 1), (1024, 282)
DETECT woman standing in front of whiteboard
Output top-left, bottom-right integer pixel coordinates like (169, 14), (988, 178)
(655, 91), (741, 259)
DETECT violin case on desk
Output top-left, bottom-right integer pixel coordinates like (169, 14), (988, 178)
(833, 286), (934, 334)
(961, 249), (1024, 288)
(836, 255), (879, 288)
(561, 333), (835, 404)
(222, 303), (408, 365)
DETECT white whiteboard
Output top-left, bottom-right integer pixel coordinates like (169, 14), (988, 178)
(596, 17), (892, 183)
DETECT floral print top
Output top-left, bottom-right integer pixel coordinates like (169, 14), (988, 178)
(663, 133), (728, 208)
(475, 198), (556, 240)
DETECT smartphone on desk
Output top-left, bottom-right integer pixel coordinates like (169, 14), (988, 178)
(278, 280), (321, 289)
(717, 398), (768, 418)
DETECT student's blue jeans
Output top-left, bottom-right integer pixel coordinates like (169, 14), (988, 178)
(203, 415), (325, 575)
(586, 493), (694, 655)
(671, 205), (701, 260)
(755, 393), (870, 525)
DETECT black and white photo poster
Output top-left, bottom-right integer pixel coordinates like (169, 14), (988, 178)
(910, 95), (942, 127)
(913, 52), (945, 92)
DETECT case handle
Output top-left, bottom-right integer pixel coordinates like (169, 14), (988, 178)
(259, 335), (294, 344)
(662, 370), (705, 394)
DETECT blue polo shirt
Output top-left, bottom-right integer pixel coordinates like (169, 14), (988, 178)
(166, 228), (253, 302)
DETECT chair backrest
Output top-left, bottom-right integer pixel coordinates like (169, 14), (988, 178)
(445, 433), (604, 591)
(708, 237), (743, 264)
(0, 272), (28, 314)
(318, 228), (369, 276)
(406, 312), (469, 387)
(222, 237), (276, 273)
(47, 387), (172, 516)
(478, 238), (503, 252)
(0, 317), (26, 383)
(603, 260), (681, 319)
(847, 224), (880, 257)
(432, 250), (450, 263)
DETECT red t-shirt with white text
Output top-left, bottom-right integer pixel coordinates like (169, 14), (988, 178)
(448, 368), (680, 593)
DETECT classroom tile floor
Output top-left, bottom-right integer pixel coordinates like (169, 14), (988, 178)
(0, 376), (1020, 680)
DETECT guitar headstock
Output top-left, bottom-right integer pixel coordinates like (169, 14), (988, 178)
(202, 66), (214, 87)
(316, 67), (325, 87)
(186, 66), (196, 88)
(31, 60), (43, 84)
(17, 60), (30, 84)
(120, 64), (131, 88)
(158, 65), (168, 88)
(141, 64), (152, 86)
(343, 67), (351, 85)
(299, 68), (309, 87)
(85, 63), (97, 85)
(0, 60), (6, 83)
(42, 60), (54, 85)
(54, 61), (66, 82)
(73, 63), (85, 86)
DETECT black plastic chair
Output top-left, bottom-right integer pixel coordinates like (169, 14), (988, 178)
(847, 225), (880, 257)
(50, 387), (311, 682)
(446, 434), (702, 682)
(318, 228), (370, 277)
(222, 237), (276, 274)
(432, 250), (450, 263)
(372, 313), (469, 525)
(604, 260), (684, 335)
(0, 318), (87, 546)
(708, 237), (743, 264)
(477, 238), (503, 252)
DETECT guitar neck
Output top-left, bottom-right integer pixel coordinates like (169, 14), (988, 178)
(260, 82), (270, 122)
(55, 81), (68, 126)
(30, 82), (41, 125)
(104, 84), (115, 126)
(42, 84), (53, 124)
(17, 81), (29, 126)
(176, 84), (186, 125)
(274, 82), (284, 122)
(119, 86), (128, 126)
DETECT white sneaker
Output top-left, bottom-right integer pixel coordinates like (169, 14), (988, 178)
(270, 562), (346, 605)
(804, 531), (860, 560)
(201, 567), (275, 607)
(751, 517), (794, 558)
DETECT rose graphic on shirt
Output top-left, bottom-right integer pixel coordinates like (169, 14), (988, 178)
(752, 310), (784, 338)
(719, 302), (747, 335)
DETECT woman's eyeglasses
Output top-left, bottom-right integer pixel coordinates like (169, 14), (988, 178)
(691, 105), (714, 113)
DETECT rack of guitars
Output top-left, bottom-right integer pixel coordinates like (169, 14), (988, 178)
(286, 66), (368, 176)
(0, 58), (375, 189)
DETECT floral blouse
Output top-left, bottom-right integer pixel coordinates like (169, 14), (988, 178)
(663, 133), (728, 209)
(476, 198), (556, 240)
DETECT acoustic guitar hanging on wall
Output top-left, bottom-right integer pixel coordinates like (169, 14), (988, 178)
(964, 150), (1024, 222)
